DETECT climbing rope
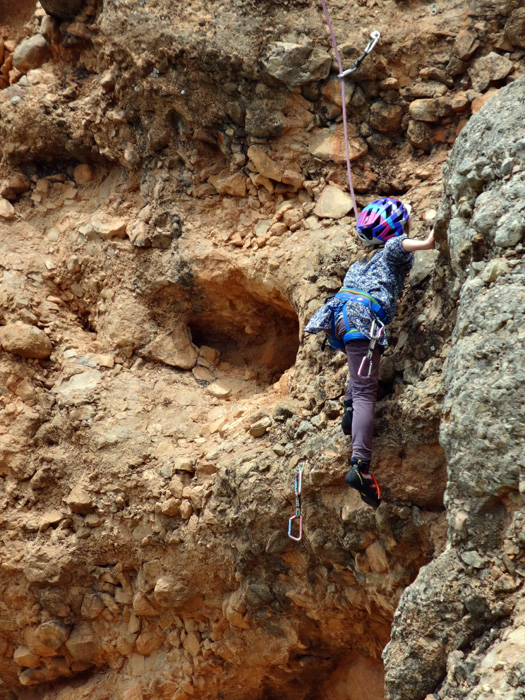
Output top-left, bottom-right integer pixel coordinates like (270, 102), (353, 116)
(319, 0), (380, 222)
(288, 464), (304, 541)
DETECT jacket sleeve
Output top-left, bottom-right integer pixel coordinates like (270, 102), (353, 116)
(383, 236), (414, 270)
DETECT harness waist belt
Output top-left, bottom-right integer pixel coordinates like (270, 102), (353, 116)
(335, 287), (386, 323)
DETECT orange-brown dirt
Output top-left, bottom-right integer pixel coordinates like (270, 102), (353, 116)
(0, 1), (523, 699)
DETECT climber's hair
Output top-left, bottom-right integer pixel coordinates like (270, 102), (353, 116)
(357, 247), (380, 263)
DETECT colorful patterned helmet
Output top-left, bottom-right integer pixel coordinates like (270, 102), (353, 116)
(356, 197), (411, 246)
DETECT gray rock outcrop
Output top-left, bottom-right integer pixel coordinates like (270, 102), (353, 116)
(384, 76), (525, 700)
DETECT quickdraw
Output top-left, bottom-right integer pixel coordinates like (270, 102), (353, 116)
(288, 464), (304, 541)
(358, 318), (385, 378)
(319, 0), (380, 222)
(338, 31), (381, 78)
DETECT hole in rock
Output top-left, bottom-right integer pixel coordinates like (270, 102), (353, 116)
(187, 274), (300, 387)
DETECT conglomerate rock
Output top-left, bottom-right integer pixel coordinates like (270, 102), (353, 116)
(384, 76), (525, 700)
(0, 1), (523, 699)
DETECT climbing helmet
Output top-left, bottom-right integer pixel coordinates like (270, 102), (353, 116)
(356, 197), (411, 246)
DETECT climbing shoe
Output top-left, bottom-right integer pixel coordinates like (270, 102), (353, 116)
(345, 458), (381, 509)
(341, 399), (353, 435)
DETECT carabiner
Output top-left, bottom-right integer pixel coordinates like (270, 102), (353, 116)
(358, 354), (374, 378)
(365, 30), (381, 55)
(338, 30), (381, 78)
(288, 513), (302, 541)
(288, 464), (304, 541)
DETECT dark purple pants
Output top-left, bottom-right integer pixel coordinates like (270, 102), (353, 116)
(335, 316), (381, 463)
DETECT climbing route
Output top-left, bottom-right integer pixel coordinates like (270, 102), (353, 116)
(319, 0), (380, 221)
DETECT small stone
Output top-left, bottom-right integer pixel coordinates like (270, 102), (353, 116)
(14, 646), (41, 669)
(199, 345), (220, 366)
(469, 52), (513, 93)
(153, 440), (176, 458)
(128, 220), (150, 247)
(249, 416), (272, 437)
(460, 550), (485, 568)
(57, 370), (102, 398)
(471, 89), (499, 114)
(85, 513), (101, 528)
(270, 222), (288, 236)
(13, 35), (51, 74)
(282, 169), (304, 189)
(0, 198), (15, 220)
(366, 540), (389, 574)
(454, 511), (468, 531)
(65, 487), (93, 515)
(100, 70), (116, 92)
(480, 259), (510, 282)
(209, 170), (247, 197)
(92, 218), (128, 239)
(173, 458), (195, 473)
(180, 500), (193, 520)
(74, 164), (94, 185)
(160, 498), (180, 516)
(0, 322), (53, 359)
(494, 213), (524, 248)
(409, 99), (441, 122)
(207, 380), (232, 399)
(132, 593), (158, 617)
(25, 621), (70, 656)
(247, 146), (283, 182)
(183, 632), (200, 657)
(449, 92), (470, 112)
(260, 42), (331, 88)
(39, 510), (63, 531)
(453, 30), (480, 61)
(65, 622), (99, 662)
(309, 126), (367, 162)
(369, 102), (403, 134)
(143, 329), (198, 370)
(314, 185), (354, 219)
(192, 365), (215, 382)
(406, 81), (449, 99)
(505, 8), (525, 49)
(1, 172), (31, 199)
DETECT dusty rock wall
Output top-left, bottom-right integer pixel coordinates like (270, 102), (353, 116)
(0, 0), (523, 699)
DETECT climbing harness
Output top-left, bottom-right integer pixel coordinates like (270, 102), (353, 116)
(319, 0), (380, 221)
(358, 318), (385, 378)
(338, 31), (381, 78)
(322, 287), (386, 350)
(288, 464), (304, 541)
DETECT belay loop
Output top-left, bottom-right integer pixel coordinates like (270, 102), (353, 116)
(319, 0), (380, 222)
(288, 464), (304, 541)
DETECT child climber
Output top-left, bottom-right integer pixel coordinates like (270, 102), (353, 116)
(305, 197), (435, 508)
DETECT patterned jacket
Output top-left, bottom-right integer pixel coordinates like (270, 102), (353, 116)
(304, 236), (414, 345)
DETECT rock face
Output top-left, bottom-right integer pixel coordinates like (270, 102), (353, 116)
(384, 76), (525, 700)
(0, 1), (523, 699)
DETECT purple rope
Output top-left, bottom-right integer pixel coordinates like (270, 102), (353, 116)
(319, 0), (359, 221)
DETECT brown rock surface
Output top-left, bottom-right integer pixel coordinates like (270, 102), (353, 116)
(0, 1), (523, 699)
